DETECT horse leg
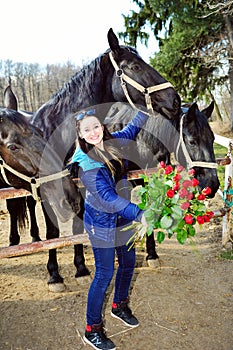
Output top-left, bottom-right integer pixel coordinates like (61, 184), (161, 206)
(41, 201), (65, 292)
(26, 196), (41, 242)
(72, 195), (90, 278)
(6, 197), (27, 246)
(146, 233), (160, 267)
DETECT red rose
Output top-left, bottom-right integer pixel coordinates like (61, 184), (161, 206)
(184, 214), (194, 225)
(191, 178), (199, 187)
(197, 216), (205, 224)
(165, 165), (173, 174)
(178, 188), (188, 198)
(176, 165), (184, 173)
(166, 189), (175, 198)
(173, 174), (182, 182)
(186, 192), (194, 200)
(188, 169), (195, 176)
(159, 161), (166, 168)
(197, 194), (206, 200)
(205, 211), (214, 219)
(172, 182), (180, 191)
(182, 180), (192, 188)
(181, 202), (190, 210)
(203, 215), (210, 222)
(202, 187), (212, 195)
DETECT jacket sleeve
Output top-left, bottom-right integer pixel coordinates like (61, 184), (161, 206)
(111, 110), (148, 144)
(80, 167), (143, 221)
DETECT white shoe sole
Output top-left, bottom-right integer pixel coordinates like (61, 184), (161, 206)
(111, 312), (139, 328)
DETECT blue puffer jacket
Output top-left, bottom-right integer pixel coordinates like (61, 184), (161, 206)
(72, 110), (148, 244)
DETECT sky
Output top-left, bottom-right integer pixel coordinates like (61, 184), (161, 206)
(1, 0), (158, 67)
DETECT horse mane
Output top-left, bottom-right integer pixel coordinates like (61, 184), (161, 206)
(43, 55), (104, 113)
(34, 45), (140, 120)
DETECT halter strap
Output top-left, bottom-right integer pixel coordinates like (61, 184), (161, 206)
(176, 114), (218, 169)
(109, 51), (173, 113)
(0, 156), (69, 201)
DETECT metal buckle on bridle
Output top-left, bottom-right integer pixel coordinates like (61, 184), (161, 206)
(116, 69), (123, 77)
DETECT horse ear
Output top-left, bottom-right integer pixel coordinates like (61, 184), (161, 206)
(186, 102), (198, 121)
(107, 28), (120, 53)
(201, 101), (214, 120)
(4, 85), (18, 111)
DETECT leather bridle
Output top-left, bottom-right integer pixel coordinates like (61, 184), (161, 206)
(109, 51), (173, 114)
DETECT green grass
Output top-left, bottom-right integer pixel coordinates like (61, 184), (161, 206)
(219, 250), (233, 260)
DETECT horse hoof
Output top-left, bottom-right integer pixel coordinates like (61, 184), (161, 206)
(76, 275), (92, 285)
(147, 259), (160, 269)
(48, 283), (66, 293)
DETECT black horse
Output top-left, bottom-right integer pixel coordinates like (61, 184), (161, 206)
(104, 101), (220, 262)
(24, 28), (181, 289)
(0, 106), (83, 291)
(1, 86), (40, 246)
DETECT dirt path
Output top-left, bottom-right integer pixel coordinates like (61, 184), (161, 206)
(0, 193), (232, 350)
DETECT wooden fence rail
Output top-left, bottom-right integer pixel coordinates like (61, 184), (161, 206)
(0, 234), (89, 258)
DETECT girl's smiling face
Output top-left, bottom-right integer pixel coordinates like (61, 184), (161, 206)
(79, 116), (104, 148)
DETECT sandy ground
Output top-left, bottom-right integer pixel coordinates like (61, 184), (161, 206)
(0, 189), (232, 350)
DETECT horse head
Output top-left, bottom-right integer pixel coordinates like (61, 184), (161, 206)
(106, 28), (181, 120)
(104, 101), (220, 198)
(176, 101), (220, 197)
(0, 92), (81, 222)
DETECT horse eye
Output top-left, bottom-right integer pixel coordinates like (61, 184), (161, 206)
(7, 144), (19, 151)
(188, 140), (197, 147)
(132, 65), (140, 72)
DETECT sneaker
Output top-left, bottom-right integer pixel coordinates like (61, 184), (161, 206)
(111, 299), (139, 328)
(83, 322), (116, 350)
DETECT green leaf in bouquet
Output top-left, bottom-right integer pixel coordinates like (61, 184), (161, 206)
(170, 193), (179, 204)
(137, 186), (148, 196)
(162, 206), (172, 215)
(171, 204), (183, 219)
(147, 223), (154, 235)
(137, 202), (146, 210)
(139, 173), (148, 182)
(144, 208), (155, 222)
(160, 215), (173, 229)
(164, 179), (173, 187)
(150, 177), (165, 189)
(176, 219), (185, 230)
(157, 230), (165, 243)
(176, 229), (188, 244)
(167, 231), (173, 239)
(192, 201), (206, 212)
(187, 224), (196, 237)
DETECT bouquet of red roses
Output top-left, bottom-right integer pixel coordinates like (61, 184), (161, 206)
(127, 161), (214, 248)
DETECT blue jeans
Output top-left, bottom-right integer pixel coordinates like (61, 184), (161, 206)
(86, 243), (136, 325)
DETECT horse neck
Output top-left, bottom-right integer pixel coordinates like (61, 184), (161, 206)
(146, 115), (180, 153)
(31, 54), (114, 136)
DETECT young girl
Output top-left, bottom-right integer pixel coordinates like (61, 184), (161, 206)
(71, 108), (148, 350)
